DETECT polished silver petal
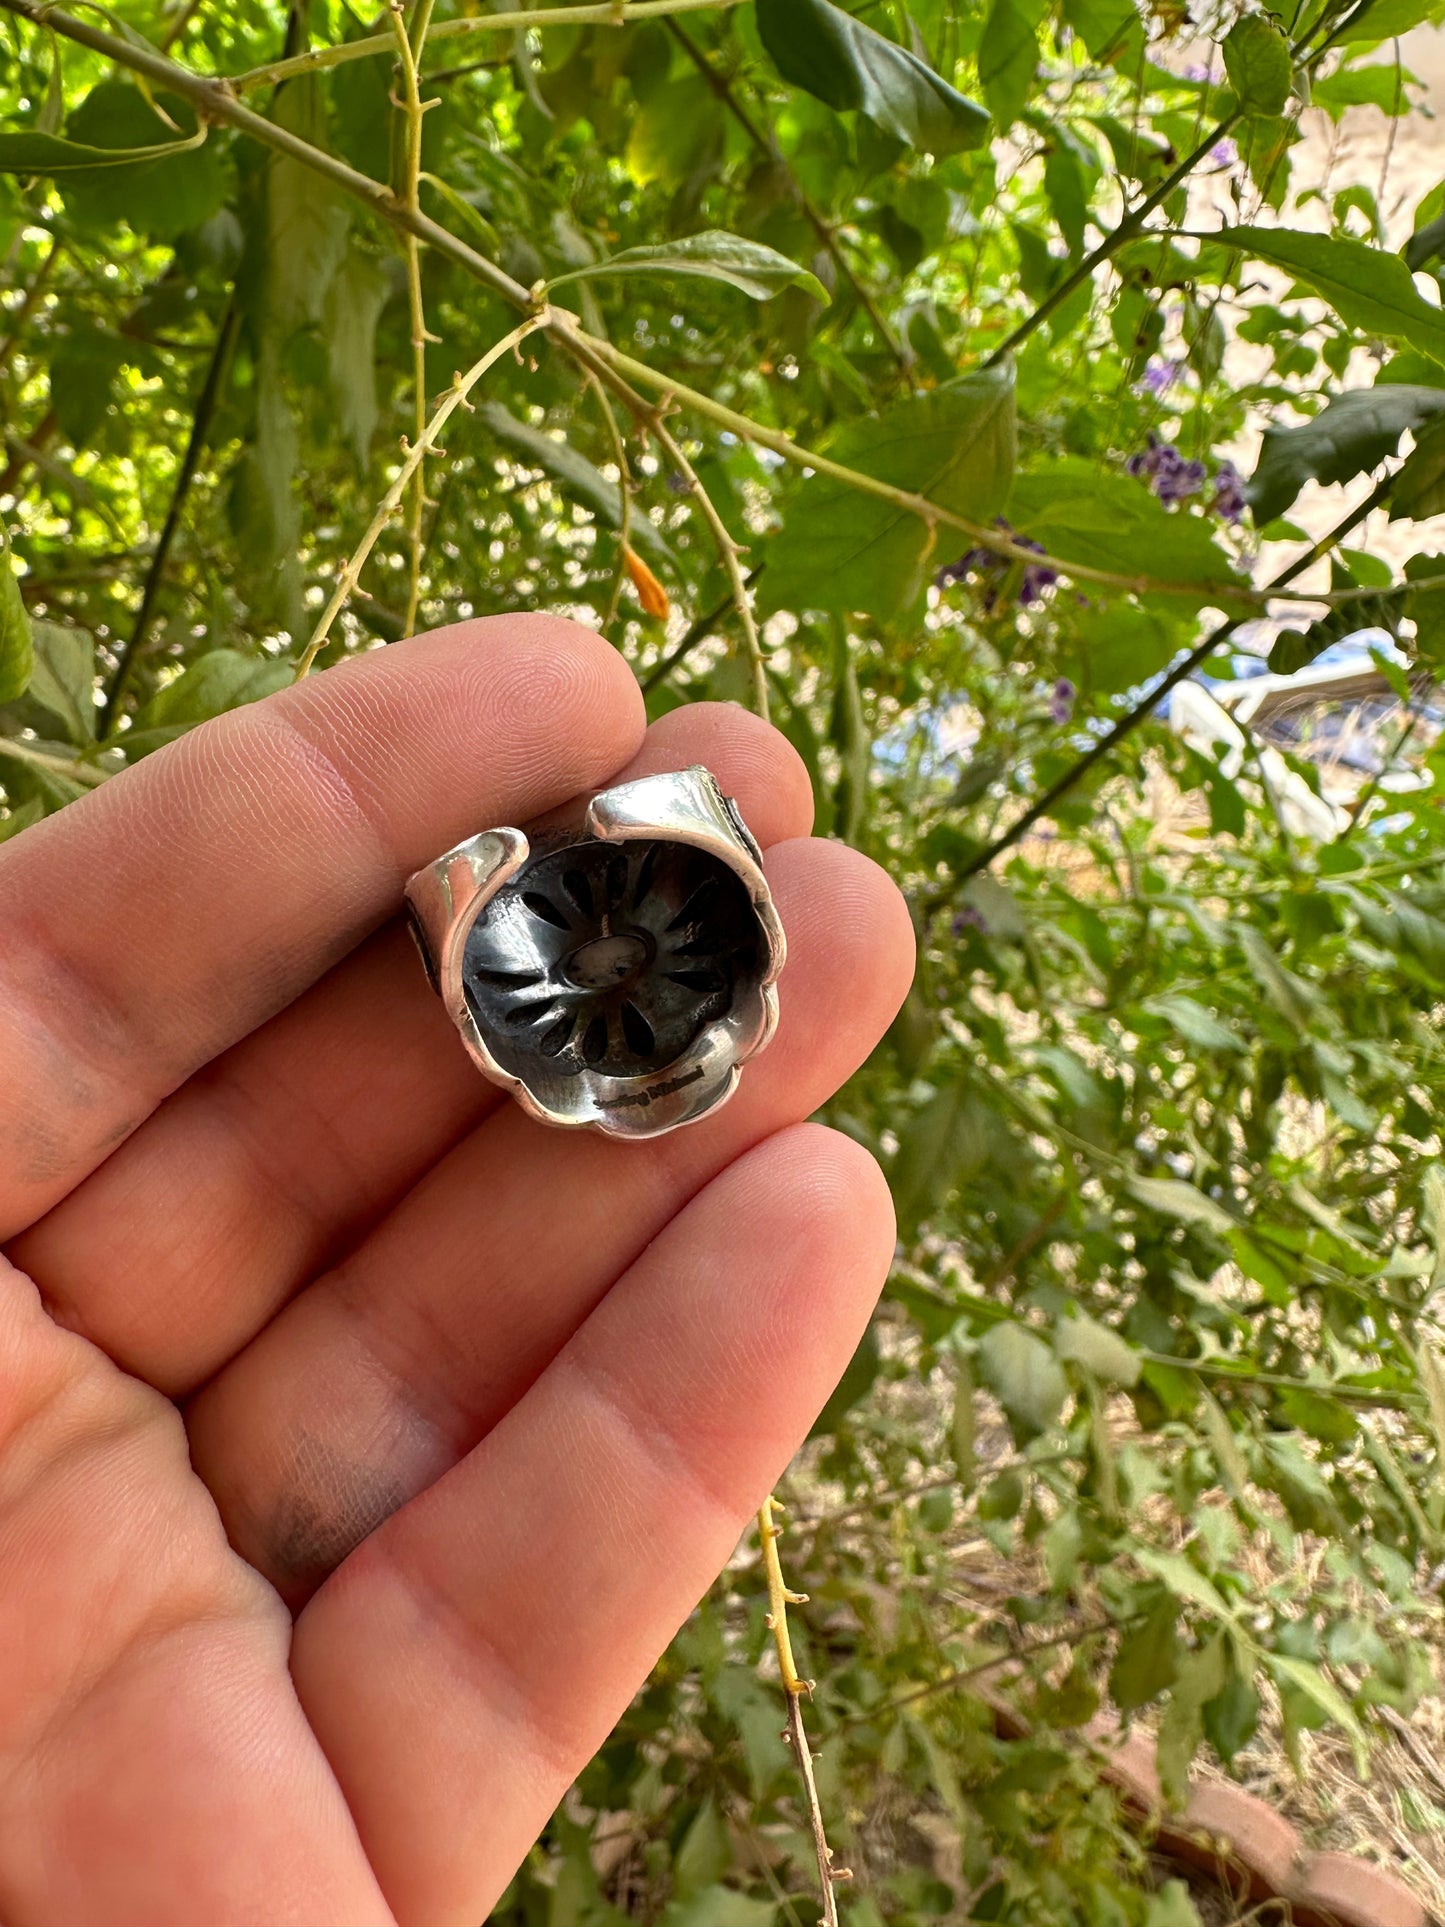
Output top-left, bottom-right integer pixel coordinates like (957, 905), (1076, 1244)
(405, 765), (784, 1139)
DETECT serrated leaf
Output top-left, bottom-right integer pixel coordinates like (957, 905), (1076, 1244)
(1221, 14), (1293, 117)
(0, 525), (32, 706)
(1213, 227), (1445, 366)
(548, 231), (828, 304)
(1056, 1312), (1140, 1387)
(890, 1074), (989, 1235)
(1128, 1175), (1237, 1234)
(1133, 1547), (1232, 1620)
(760, 367), (1016, 618)
(1336, 0), (1445, 39)
(1247, 385), (1445, 526)
(757, 0), (990, 156)
(978, 1322), (1070, 1441)
(477, 402), (670, 561)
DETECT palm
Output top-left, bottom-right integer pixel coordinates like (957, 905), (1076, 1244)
(0, 617), (911, 1927)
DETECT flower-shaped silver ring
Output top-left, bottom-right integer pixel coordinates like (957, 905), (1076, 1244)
(404, 766), (785, 1138)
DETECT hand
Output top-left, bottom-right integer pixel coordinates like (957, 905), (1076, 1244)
(0, 618), (913, 1927)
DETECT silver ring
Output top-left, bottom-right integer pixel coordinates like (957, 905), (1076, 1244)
(405, 765), (785, 1139)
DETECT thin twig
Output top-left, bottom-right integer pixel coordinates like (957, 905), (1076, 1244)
(389, 0), (441, 638)
(294, 312), (551, 678)
(638, 581), (746, 692)
(758, 1497), (850, 1926)
(582, 369), (634, 632)
(100, 297), (239, 735)
(666, 17), (908, 371)
(231, 0), (749, 90)
(644, 408), (768, 720)
(955, 474), (1397, 878)
(0, 734), (111, 787)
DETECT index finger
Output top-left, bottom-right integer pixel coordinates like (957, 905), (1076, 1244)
(0, 616), (644, 1242)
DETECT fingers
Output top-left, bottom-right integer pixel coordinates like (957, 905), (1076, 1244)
(10, 703), (812, 1393)
(0, 1258), (392, 1926)
(291, 1124), (895, 1927)
(185, 837), (913, 1603)
(0, 617), (645, 1242)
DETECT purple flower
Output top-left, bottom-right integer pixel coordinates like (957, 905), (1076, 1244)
(935, 518), (1055, 611)
(1182, 61), (1211, 80)
(953, 904), (987, 935)
(665, 470), (691, 496)
(1141, 357), (1182, 394)
(1049, 677), (1076, 724)
(1126, 434), (1205, 505)
(1210, 137), (1238, 167)
(1212, 460), (1247, 524)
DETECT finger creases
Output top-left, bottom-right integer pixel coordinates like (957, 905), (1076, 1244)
(184, 835), (914, 1606)
(9, 700), (812, 1392)
(0, 616), (645, 1242)
(291, 1123), (897, 1927)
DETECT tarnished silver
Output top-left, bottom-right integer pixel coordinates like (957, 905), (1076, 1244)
(405, 765), (785, 1139)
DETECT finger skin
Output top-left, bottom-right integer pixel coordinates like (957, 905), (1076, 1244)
(291, 1124), (896, 1927)
(9, 702), (811, 1393)
(186, 839), (913, 1602)
(0, 1258), (393, 1927)
(0, 616), (645, 1243)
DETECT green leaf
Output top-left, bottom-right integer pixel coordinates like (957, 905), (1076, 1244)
(1212, 227), (1445, 366)
(0, 795), (44, 843)
(891, 1075), (990, 1235)
(1267, 1654), (1369, 1772)
(1128, 1176), (1237, 1234)
(1392, 415), (1445, 521)
(1140, 993), (1246, 1053)
(1009, 461), (1241, 601)
(1247, 384), (1445, 526)
(477, 402), (670, 561)
(547, 231), (827, 304)
(756, 0), (990, 156)
(57, 83), (225, 239)
(1055, 1312), (1141, 1387)
(135, 650), (291, 731)
(0, 525), (32, 706)
(760, 367), (1016, 618)
(267, 78), (349, 332)
(1336, 0), (1445, 39)
(1311, 63), (1417, 118)
(1221, 14), (1293, 117)
(978, 1322), (1070, 1441)
(325, 249), (390, 467)
(978, 0), (1045, 132)
(1109, 1593), (1181, 1713)
(1406, 210), (1445, 274)
(24, 620), (94, 743)
(672, 1798), (732, 1900)
(0, 125), (205, 176)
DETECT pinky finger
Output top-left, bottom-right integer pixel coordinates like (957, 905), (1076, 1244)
(289, 1123), (896, 1927)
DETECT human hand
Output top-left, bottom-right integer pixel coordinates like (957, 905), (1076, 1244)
(0, 618), (913, 1926)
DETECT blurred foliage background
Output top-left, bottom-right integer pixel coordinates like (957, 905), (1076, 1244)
(5, 0), (1445, 1918)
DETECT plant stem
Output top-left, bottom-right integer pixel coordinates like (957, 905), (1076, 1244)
(232, 0), (748, 90)
(666, 16), (908, 371)
(100, 298), (239, 736)
(645, 409), (768, 719)
(294, 312), (551, 677)
(0, 735), (111, 787)
(956, 475), (1395, 878)
(390, 0), (440, 639)
(758, 1497), (848, 1926)
(638, 582), (746, 692)
(982, 109), (1243, 369)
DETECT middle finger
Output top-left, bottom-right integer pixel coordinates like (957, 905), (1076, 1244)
(186, 835), (913, 1605)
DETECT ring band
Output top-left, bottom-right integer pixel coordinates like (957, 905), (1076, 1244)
(405, 765), (785, 1139)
